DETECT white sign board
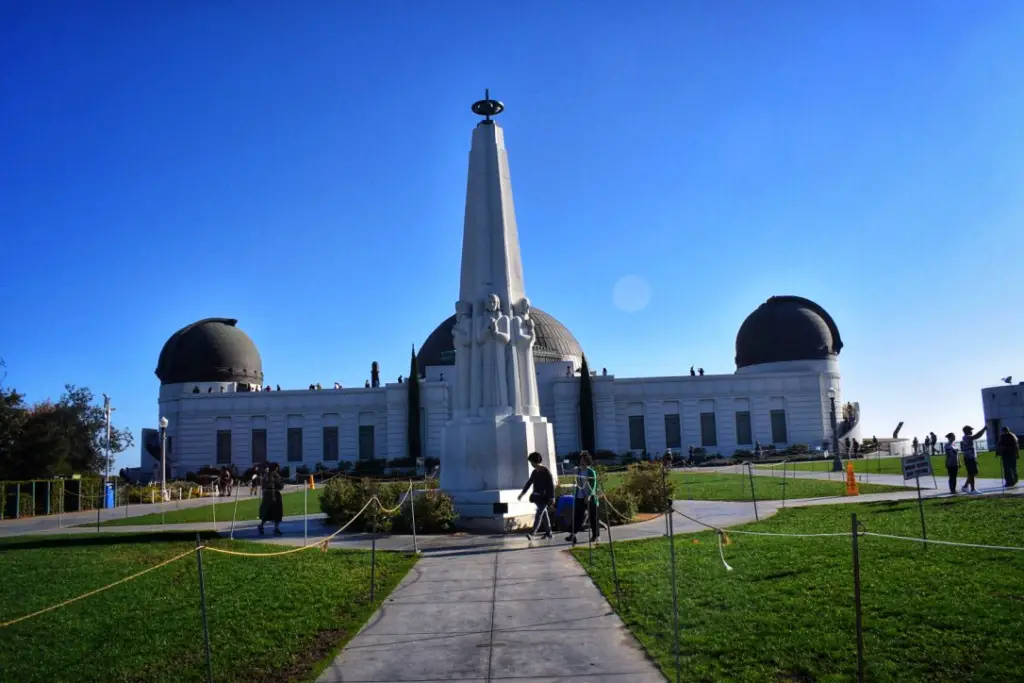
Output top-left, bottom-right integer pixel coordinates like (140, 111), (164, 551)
(901, 454), (933, 481)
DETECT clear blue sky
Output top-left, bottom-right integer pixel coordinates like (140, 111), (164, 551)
(2, 2), (1021, 471)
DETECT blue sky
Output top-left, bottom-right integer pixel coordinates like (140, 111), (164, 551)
(2, 2), (1022, 471)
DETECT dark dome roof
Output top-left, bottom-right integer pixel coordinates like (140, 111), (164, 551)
(418, 308), (583, 374)
(156, 318), (264, 386)
(735, 296), (843, 369)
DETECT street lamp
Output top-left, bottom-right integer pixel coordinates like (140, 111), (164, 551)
(159, 416), (169, 502)
(827, 388), (841, 470)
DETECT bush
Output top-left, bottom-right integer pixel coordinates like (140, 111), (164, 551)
(602, 486), (639, 525)
(732, 449), (754, 460)
(616, 462), (672, 513)
(353, 459), (387, 477)
(295, 465), (310, 476)
(319, 477), (457, 533)
(396, 489), (458, 533)
(424, 457), (440, 471)
(620, 452), (638, 465)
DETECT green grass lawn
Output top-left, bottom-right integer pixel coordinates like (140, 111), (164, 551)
(781, 451), (1005, 479)
(574, 495), (1024, 682)
(0, 532), (416, 682)
(96, 488), (325, 527)
(562, 471), (906, 502)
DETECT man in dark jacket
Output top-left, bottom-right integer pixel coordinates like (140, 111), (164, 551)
(996, 427), (1019, 487)
(258, 462), (285, 536)
(518, 452), (555, 541)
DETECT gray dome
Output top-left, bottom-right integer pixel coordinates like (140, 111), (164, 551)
(418, 308), (583, 374)
(735, 296), (842, 369)
(156, 318), (264, 386)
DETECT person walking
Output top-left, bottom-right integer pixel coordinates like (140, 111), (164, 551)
(943, 432), (960, 494)
(929, 431), (938, 456)
(996, 426), (1019, 487)
(258, 462), (284, 536)
(959, 425), (987, 494)
(567, 451), (600, 545)
(517, 451), (555, 541)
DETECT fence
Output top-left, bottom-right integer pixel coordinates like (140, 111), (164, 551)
(0, 483), (420, 682)
(574, 467), (1024, 683)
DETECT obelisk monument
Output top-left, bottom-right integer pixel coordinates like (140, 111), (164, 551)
(440, 92), (558, 531)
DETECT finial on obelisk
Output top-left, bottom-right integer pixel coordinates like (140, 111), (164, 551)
(471, 88), (504, 123)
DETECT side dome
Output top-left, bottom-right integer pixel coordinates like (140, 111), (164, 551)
(418, 308), (583, 374)
(735, 296), (843, 369)
(155, 318), (264, 386)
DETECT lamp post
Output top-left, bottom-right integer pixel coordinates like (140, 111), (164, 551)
(827, 388), (842, 472)
(159, 416), (169, 502)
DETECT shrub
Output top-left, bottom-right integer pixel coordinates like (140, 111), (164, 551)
(424, 457), (440, 471)
(396, 489), (458, 533)
(387, 456), (415, 468)
(295, 465), (310, 476)
(617, 462), (672, 513)
(621, 452), (638, 465)
(353, 459), (387, 477)
(732, 449), (753, 460)
(602, 487), (639, 525)
(319, 477), (456, 533)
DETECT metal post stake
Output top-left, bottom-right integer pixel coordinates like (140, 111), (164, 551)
(409, 481), (419, 553)
(195, 533), (214, 683)
(229, 481), (240, 540)
(211, 491), (216, 531)
(303, 483), (308, 547)
(915, 476), (927, 548)
(746, 463), (759, 522)
(667, 500), (681, 683)
(782, 461), (788, 508)
(661, 465), (670, 537)
(851, 514), (865, 683)
(603, 496), (622, 610)
(369, 505), (378, 603)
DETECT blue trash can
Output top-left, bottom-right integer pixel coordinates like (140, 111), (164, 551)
(104, 483), (115, 509)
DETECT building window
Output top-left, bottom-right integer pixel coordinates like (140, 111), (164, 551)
(216, 430), (232, 465)
(664, 414), (681, 450)
(770, 410), (788, 444)
(287, 427), (303, 462)
(700, 412), (718, 448)
(735, 412), (752, 446)
(251, 429), (267, 464)
(628, 415), (646, 451)
(322, 426), (339, 461)
(358, 425), (375, 461)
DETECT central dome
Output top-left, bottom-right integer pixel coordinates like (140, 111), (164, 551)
(156, 318), (263, 386)
(735, 296), (842, 369)
(418, 308), (583, 373)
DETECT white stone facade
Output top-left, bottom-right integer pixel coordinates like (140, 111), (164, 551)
(981, 383), (1024, 450)
(156, 359), (851, 476)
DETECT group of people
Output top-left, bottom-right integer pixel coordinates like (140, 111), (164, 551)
(517, 450), (601, 544)
(912, 432), (942, 456)
(942, 425), (1020, 494)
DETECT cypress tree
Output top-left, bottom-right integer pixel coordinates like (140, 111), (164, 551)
(578, 354), (596, 454)
(407, 345), (422, 463)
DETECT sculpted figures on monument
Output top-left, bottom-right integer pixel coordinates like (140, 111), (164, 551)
(475, 293), (511, 408)
(452, 300), (475, 412)
(511, 297), (540, 414)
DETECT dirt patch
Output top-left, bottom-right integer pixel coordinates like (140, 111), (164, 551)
(254, 628), (347, 683)
(633, 512), (663, 523)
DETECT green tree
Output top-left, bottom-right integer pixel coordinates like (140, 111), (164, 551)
(578, 354), (595, 454)
(0, 381), (135, 481)
(407, 346), (421, 462)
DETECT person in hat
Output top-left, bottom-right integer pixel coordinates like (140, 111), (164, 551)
(959, 425), (987, 494)
(517, 451), (555, 541)
(943, 432), (960, 494)
(995, 426), (1019, 487)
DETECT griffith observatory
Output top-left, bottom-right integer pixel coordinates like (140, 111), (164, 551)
(149, 95), (861, 528)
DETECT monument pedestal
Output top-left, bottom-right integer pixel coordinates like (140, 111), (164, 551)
(441, 411), (558, 532)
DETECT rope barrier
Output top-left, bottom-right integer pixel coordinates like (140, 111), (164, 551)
(373, 484), (414, 515)
(0, 548), (197, 629)
(862, 532), (1024, 552)
(202, 496), (378, 557)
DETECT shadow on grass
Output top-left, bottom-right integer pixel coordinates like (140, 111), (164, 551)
(0, 530), (221, 552)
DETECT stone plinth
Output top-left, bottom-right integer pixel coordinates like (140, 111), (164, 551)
(442, 412), (557, 532)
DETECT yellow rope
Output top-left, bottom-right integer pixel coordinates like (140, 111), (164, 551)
(374, 484), (413, 515)
(0, 548), (197, 629)
(202, 496), (378, 557)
